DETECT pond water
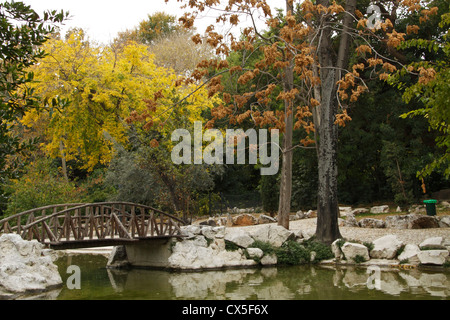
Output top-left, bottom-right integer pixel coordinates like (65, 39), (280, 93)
(49, 254), (449, 300)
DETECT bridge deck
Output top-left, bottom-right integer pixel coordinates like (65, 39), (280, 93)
(0, 202), (188, 249)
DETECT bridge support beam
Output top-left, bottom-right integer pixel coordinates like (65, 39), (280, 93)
(108, 238), (176, 269)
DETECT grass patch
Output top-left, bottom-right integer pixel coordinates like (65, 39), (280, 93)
(274, 239), (334, 265)
(249, 240), (276, 255)
(353, 254), (367, 264)
(363, 242), (374, 252)
(225, 240), (240, 252)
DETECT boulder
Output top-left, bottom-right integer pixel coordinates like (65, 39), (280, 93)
(343, 213), (359, 227)
(370, 205), (389, 214)
(408, 214), (439, 229)
(258, 214), (277, 224)
(168, 238), (256, 270)
(385, 215), (410, 229)
(331, 239), (344, 260)
(233, 214), (258, 226)
(398, 244), (421, 264)
(351, 208), (369, 215)
(296, 211), (306, 219)
(339, 207), (352, 217)
(181, 225), (202, 238)
(0, 234), (62, 298)
(201, 226), (226, 240)
(385, 214), (440, 229)
(419, 237), (446, 250)
(418, 250), (449, 266)
(359, 218), (386, 229)
(246, 248), (264, 260)
(370, 235), (403, 259)
(341, 242), (370, 263)
(249, 225), (294, 247)
(438, 216), (450, 228)
(305, 210), (317, 218)
(224, 229), (254, 248)
(260, 254), (277, 266)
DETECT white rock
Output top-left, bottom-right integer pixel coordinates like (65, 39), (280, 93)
(301, 229), (315, 240)
(370, 235), (403, 259)
(339, 207), (352, 217)
(249, 225), (294, 247)
(201, 226), (226, 239)
(398, 244), (421, 264)
(438, 216), (450, 228)
(168, 239), (255, 270)
(341, 242), (370, 263)
(418, 250), (449, 265)
(359, 218), (386, 228)
(224, 229), (254, 248)
(344, 213), (359, 227)
(419, 237), (446, 250)
(246, 248), (264, 259)
(305, 210), (315, 218)
(351, 208), (369, 215)
(260, 254), (277, 266)
(0, 234), (62, 297)
(212, 226), (226, 238)
(295, 211), (305, 219)
(370, 205), (390, 214)
(331, 239), (344, 260)
(190, 236), (208, 247)
(258, 215), (277, 224)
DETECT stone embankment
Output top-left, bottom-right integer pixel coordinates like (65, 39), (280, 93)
(107, 218), (450, 271)
(0, 234), (62, 299)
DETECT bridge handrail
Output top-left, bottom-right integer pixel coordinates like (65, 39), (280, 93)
(0, 202), (186, 228)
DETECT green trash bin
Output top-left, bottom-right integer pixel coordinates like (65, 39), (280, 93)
(423, 199), (437, 216)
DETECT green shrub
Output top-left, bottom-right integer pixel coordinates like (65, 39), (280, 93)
(363, 242), (374, 252)
(353, 254), (367, 264)
(250, 240), (276, 256)
(225, 240), (240, 252)
(303, 239), (334, 262)
(276, 241), (310, 265)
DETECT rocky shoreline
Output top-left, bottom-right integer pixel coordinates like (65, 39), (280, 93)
(2, 214), (448, 299)
(107, 219), (450, 271)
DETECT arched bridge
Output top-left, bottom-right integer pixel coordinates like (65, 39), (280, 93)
(0, 202), (188, 250)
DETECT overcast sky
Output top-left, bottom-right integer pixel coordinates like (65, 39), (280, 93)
(21, 0), (283, 44)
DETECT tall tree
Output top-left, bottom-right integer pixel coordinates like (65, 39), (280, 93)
(163, 0), (441, 244)
(390, 6), (450, 179)
(0, 1), (66, 212)
(22, 29), (216, 176)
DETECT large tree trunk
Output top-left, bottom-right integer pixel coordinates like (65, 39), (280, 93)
(314, 0), (356, 244)
(277, 0), (295, 229)
(315, 69), (342, 244)
(278, 102), (293, 229)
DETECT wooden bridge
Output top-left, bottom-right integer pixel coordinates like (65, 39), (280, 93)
(0, 202), (188, 250)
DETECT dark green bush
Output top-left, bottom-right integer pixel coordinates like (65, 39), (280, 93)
(276, 241), (310, 265)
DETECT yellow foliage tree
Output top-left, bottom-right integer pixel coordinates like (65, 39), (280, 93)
(22, 29), (214, 176)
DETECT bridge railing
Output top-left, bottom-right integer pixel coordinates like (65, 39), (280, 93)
(0, 202), (187, 246)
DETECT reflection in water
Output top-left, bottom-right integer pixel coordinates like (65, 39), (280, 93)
(53, 255), (449, 300)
